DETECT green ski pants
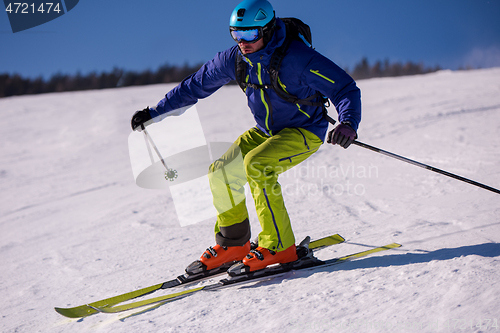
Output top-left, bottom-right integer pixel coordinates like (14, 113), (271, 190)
(208, 127), (323, 252)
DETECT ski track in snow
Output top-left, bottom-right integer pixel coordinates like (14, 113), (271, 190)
(1, 68), (500, 333)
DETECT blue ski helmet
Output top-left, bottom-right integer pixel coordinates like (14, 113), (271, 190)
(229, 0), (276, 45)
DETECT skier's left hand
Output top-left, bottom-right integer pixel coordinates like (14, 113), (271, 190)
(327, 123), (357, 148)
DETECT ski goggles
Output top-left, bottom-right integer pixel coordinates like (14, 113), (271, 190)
(230, 27), (262, 43)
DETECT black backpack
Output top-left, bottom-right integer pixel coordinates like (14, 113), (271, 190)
(234, 18), (329, 111)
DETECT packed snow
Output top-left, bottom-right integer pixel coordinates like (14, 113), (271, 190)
(1, 68), (499, 333)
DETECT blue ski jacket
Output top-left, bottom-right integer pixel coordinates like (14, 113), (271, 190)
(150, 18), (361, 141)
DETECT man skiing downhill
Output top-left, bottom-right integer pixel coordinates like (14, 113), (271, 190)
(131, 0), (361, 274)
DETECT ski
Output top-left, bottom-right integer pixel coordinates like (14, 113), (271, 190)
(55, 233), (345, 318)
(91, 242), (402, 315)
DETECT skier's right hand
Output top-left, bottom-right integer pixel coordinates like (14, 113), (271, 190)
(327, 122), (357, 149)
(131, 107), (153, 131)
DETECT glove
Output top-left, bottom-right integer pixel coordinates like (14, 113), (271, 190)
(327, 122), (357, 149)
(131, 107), (153, 131)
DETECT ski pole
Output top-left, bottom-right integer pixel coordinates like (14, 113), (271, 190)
(325, 117), (499, 194)
(352, 140), (500, 195)
(141, 125), (178, 181)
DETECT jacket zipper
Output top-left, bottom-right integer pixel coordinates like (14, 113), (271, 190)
(257, 62), (273, 132)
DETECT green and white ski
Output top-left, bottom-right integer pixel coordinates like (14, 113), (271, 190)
(55, 233), (345, 318)
(91, 242), (402, 315)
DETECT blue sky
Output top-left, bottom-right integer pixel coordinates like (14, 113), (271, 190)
(1, 0), (500, 79)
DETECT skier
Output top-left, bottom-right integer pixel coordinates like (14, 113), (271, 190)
(131, 0), (361, 273)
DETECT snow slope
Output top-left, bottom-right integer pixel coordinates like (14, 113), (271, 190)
(1, 68), (500, 333)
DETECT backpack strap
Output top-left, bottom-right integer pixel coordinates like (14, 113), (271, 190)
(268, 30), (325, 108)
(235, 52), (248, 92)
(235, 53), (273, 91)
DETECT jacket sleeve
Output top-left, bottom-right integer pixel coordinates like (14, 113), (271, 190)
(150, 47), (238, 121)
(300, 52), (362, 131)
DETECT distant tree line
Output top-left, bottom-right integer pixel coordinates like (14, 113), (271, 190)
(0, 63), (203, 98)
(349, 57), (441, 80)
(1, 58), (441, 98)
